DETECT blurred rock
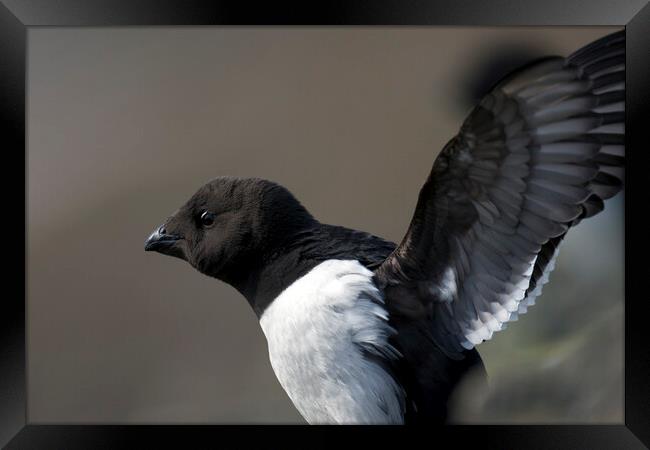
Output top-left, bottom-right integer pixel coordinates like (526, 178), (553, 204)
(449, 305), (623, 423)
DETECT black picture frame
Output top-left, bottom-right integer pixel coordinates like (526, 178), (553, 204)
(2, 1), (648, 448)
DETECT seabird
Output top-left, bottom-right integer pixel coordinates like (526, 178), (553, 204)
(144, 30), (625, 424)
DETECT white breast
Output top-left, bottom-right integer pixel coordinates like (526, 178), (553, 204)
(259, 259), (405, 424)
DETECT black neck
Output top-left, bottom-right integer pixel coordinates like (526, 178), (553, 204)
(220, 223), (396, 318)
(224, 224), (331, 317)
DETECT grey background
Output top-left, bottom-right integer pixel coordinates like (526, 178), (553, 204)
(28, 27), (623, 423)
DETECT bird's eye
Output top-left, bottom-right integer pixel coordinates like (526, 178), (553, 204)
(199, 211), (216, 228)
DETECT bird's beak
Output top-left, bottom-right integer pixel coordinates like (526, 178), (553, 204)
(144, 225), (185, 259)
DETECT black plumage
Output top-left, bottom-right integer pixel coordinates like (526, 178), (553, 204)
(375, 29), (625, 355)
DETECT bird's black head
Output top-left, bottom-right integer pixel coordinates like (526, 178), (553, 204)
(145, 177), (316, 286)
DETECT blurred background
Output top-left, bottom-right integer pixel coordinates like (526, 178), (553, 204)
(28, 27), (623, 424)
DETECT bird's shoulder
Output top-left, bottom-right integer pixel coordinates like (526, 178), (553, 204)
(303, 224), (397, 269)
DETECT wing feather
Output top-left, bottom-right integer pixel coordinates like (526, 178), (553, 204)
(375, 30), (625, 354)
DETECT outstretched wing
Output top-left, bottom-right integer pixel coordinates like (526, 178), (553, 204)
(375, 30), (625, 354)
